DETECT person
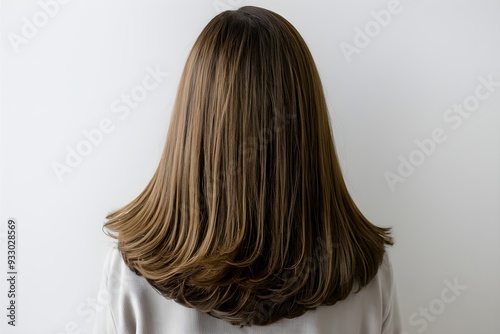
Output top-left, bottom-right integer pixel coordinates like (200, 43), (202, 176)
(94, 5), (402, 334)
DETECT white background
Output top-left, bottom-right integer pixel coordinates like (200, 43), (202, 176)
(1, 0), (499, 333)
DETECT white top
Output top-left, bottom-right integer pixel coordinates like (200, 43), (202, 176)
(94, 247), (402, 334)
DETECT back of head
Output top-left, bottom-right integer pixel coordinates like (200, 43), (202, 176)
(104, 5), (393, 327)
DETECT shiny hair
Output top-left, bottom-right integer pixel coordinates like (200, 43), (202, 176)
(104, 5), (393, 327)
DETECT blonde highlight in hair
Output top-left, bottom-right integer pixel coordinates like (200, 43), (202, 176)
(104, 5), (393, 327)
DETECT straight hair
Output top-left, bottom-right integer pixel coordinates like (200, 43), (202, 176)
(104, 5), (394, 327)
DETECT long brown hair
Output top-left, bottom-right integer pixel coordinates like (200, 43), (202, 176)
(104, 5), (393, 327)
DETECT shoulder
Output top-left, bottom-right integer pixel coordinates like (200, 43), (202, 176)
(352, 251), (397, 317)
(377, 251), (402, 332)
(102, 246), (149, 295)
(379, 251), (395, 288)
(99, 246), (158, 333)
(99, 246), (157, 314)
(370, 251), (396, 306)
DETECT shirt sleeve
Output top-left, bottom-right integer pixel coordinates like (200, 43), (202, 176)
(381, 253), (403, 334)
(93, 247), (119, 334)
